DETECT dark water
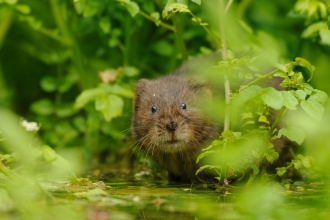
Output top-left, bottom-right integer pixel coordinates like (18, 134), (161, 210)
(49, 179), (330, 220)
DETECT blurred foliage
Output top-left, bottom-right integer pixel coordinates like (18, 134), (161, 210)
(1, 0), (330, 218)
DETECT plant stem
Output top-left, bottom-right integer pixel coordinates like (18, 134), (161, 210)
(172, 14), (188, 60)
(219, 0), (230, 131)
(50, 0), (92, 89)
(245, 69), (278, 87)
(225, 0), (235, 13)
(138, 11), (176, 32)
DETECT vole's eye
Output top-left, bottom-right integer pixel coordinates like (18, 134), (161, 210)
(181, 103), (187, 110)
(151, 106), (157, 113)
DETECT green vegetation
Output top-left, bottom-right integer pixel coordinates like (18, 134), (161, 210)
(1, 0), (330, 219)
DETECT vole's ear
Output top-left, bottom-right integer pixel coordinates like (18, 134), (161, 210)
(188, 78), (212, 97)
(135, 79), (150, 92)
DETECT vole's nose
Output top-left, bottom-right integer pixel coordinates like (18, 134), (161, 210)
(166, 121), (177, 133)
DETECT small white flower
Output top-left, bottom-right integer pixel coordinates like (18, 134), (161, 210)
(21, 120), (40, 132)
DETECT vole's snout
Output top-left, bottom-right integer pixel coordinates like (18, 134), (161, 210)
(166, 121), (177, 133)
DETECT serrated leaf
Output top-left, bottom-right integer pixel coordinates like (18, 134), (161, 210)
(278, 126), (306, 145)
(276, 167), (287, 177)
(261, 88), (283, 110)
(301, 97), (325, 120)
(281, 91), (298, 110)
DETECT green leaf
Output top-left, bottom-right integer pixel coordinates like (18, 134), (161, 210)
(150, 12), (161, 26)
(162, 3), (190, 18)
(327, 15), (330, 30)
(251, 164), (259, 174)
(191, 0), (201, 5)
(58, 71), (79, 93)
(195, 165), (221, 175)
(273, 71), (287, 78)
(123, 66), (140, 77)
(301, 22), (324, 38)
(122, 1), (140, 17)
(98, 17), (111, 34)
(295, 90), (307, 100)
(311, 89), (328, 104)
(40, 76), (57, 92)
(55, 103), (77, 118)
(15, 4), (31, 14)
(293, 159), (302, 170)
(231, 85), (263, 117)
(265, 146), (279, 164)
(301, 97), (325, 120)
(42, 145), (71, 171)
(196, 150), (216, 163)
(281, 91), (298, 110)
(297, 154), (311, 169)
(261, 87), (283, 110)
(276, 167), (287, 177)
(226, 50), (235, 59)
(319, 25), (330, 46)
(74, 84), (134, 109)
(278, 126), (306, 145)
(95, 94), (124, 121)
(30, 99), (54, 116)
(275, 63), (288, 72)
(293, 57), (314, 82)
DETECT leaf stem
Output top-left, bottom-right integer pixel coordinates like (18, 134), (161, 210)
(219, 0), (230, 131)
(244, 63), (292, 88)
(138, 11), (176, 32)
(269, 107), (287, 135)
(188, 11), (222, 48)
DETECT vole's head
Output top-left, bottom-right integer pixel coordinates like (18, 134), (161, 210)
(132, 75), (217, 154)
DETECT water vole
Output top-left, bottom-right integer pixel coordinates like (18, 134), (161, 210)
(132, 70), (221, 182)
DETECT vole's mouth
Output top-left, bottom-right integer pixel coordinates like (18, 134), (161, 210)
(167, 135), (180, 144)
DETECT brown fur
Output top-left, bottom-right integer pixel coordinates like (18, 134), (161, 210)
(132, 74), (219, 182)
